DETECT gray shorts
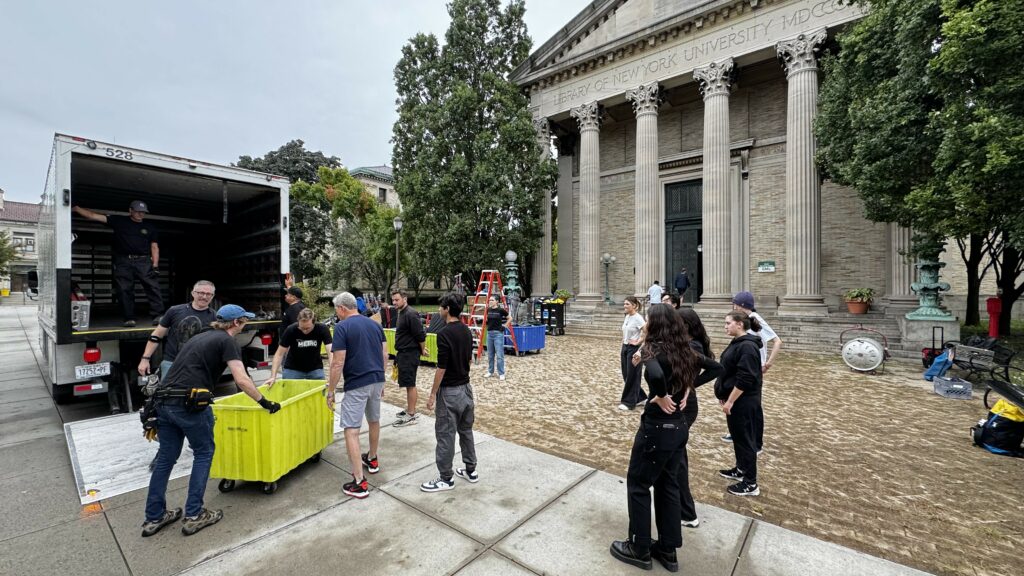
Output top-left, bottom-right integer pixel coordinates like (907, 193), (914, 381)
(340, 381), (384, 429)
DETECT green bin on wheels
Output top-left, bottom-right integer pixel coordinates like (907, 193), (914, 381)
(211, 379), (333, 494)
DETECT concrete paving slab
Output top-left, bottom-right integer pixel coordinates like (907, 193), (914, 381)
(0, 375), (46, 392)
(455, 550), (539, 576)
(106, 458), (347, 576)
(0, 385), (51, 404)
(0, 369), (43, 384)
(0, 397), (63, 447)
(180, 490), (483, 576)
(0, 434), (71, 481)
(0, 514), (129, 576)
(0, 459), (83, 541)
(734, 521), (934, 576)
(382, 437), (591, 543)
(497, 471), (753, 576)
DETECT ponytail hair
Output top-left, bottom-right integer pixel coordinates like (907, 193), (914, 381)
(726, 310), (762, 333)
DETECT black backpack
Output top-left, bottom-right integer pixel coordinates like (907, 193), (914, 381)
(971, 401), (1024, 458)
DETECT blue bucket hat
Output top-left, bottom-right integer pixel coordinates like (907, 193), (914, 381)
(216, 304), (255, 321)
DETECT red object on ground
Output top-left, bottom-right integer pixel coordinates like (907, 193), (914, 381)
(987, 297), (1002, 338)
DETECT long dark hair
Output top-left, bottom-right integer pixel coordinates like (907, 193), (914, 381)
(726, 310), (762, 333)
(641, 304), (699, 395)
(678, 308), (713, 360)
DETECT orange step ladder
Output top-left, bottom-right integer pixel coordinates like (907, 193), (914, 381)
(461, 270), (518, 362)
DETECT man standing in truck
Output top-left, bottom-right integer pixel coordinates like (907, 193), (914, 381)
(72, 200), (165, 327)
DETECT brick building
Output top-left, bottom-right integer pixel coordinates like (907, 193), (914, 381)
(0, 188), (41, 294)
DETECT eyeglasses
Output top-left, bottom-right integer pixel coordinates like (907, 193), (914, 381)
(193, 291), (215, 297)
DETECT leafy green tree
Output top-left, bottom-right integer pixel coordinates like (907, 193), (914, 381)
(815, 0), (1024, 332)
(0, 231), (18, 275)
(391, 0), (557, 287)
(237, 143), (344, 283)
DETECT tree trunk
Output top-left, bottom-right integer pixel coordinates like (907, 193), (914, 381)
(963, 234), (984, 326)
(997, 243), (1022, 337)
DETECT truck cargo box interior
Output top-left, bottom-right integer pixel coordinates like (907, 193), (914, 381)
(69, 154), (283, 333)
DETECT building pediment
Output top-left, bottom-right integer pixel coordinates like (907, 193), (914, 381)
(516, 0), (864, 119)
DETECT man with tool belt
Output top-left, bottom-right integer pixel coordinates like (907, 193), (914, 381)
(392, 289), (427, 427)
(72, 200), (165, 327)
(142, 304), (280, 538)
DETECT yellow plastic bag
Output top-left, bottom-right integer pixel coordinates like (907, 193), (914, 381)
(391, 364), (399, 382)
(991, 399), (1024, 422)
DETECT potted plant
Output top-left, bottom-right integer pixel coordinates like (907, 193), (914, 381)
(843, 288), (875, 314)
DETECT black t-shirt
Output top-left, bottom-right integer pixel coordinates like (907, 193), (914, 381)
(280, 323), (332, 372)
(485, 306), (509, 331)
(161, 329), (242, 391)
(394, 306), (426, 351)
(280, 301), (306, 337)
(160, 303), (217, 362)
(437, 321), (472, 387)
(106, 215), (159, 256)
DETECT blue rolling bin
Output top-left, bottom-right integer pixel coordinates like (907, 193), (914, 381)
(507, 325), (546, 355)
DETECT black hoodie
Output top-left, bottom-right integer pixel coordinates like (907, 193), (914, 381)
(714, 333), (763, 400)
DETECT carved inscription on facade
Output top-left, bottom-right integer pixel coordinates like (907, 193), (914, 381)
(540, 0), (863, 116)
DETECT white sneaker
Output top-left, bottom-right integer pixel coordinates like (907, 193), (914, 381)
(681, 518), (700, 528)
(420, 476), (455, 492)
(617, 403), (630, 411)
(484, 372), (492, 378)
(499, 374), (506, 381)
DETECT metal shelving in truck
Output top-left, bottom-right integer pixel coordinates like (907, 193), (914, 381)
(31, 134), (291, 413)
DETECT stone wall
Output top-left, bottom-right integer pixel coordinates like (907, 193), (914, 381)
(747, 146), (787, 303)
(820, 180), (888, 308)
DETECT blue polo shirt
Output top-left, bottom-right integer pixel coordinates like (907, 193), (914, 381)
(332, 314), (386, 391)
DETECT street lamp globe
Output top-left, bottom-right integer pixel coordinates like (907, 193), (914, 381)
(505, 250), (518, 263)
(393, 216), (403, 232)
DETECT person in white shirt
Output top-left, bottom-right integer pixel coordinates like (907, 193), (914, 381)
(722, 291), (782, 452)
(619, 296), (647, 411)
(647, 281), (663, 308)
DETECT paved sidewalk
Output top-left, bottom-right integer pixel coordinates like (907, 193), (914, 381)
(0, 307), (931, 575)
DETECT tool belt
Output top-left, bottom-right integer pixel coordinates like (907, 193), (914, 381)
(154, 387), (214, 412)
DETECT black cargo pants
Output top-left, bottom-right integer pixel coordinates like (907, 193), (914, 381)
(113, 255), (165, 321)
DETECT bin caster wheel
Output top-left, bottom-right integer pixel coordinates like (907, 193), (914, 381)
(218, 480), (235, 493)
(262, 482), (277, 495)
(307, 452), (322, 464)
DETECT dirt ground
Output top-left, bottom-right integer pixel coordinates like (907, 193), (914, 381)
(380, 333), (1024, 576)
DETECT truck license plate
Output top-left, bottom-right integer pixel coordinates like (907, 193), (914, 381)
(75, 362), (111, 380)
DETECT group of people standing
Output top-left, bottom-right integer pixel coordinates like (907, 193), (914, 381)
(612, 289), (781, 571)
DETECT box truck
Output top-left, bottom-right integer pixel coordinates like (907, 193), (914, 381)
(31, 134), (291, 413)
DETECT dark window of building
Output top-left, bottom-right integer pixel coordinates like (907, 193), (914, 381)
(378, 187), (387, 203)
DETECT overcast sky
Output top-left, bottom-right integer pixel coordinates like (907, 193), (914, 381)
(0, 1), (587, 203)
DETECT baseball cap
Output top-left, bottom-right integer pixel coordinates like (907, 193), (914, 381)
(216, 304), (255, 321)
(285, 286), (303, 298)
(732, 291), (756, 311)
(129, 200), (149, 213)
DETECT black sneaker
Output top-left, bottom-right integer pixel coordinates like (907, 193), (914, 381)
(719, 467), (743, 481)
(727, 480), (760, 497)
(361, 452), (380, 474)
(181, 508), (223, 536)
(123, 319), (137, 328)
(456, 468), (479, 483)
(650, 541), (679, 573)
(343, 477), (370, 499)
(609, 540), (652, 570)
(141, 508), (181, 537)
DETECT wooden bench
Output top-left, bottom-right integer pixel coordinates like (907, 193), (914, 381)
(952, 341), (1016, 382)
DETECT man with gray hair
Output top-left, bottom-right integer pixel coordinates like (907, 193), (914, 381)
(327, 292), (388, 499)
(139, 280), (218, 379)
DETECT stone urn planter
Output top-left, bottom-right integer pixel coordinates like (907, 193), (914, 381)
(844, 288), (874, 315)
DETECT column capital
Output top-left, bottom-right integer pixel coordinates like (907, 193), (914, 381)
(776, 28), (827, 78)
(694, 58), (735, 100)
(625, 83), (663, 116)
(570, 101), (602, 131)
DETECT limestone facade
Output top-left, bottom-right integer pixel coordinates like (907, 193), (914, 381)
(517, 0), (1014, 319)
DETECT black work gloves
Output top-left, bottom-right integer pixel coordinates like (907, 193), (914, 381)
(258, 397), (281, 414)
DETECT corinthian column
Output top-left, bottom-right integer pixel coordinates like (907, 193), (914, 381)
(886, 224), (918, 310)
(531, 117), (553, 297)
(571, 101), (602, 303)
(694, 58), (734, 307)
(626, 83), (663, 298)
(777, 28), (829, 316)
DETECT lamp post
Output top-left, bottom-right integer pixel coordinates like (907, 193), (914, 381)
(504, 250), (520, 320)
(601, 252), (616, 304)
(393, 216), (403, 292)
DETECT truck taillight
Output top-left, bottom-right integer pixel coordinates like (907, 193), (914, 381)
(83, 347), (101, 363)
(260, 333), (273, 346)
